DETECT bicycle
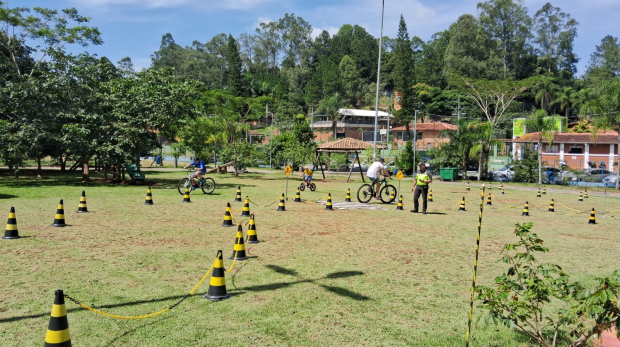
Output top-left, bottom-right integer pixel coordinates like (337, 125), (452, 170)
(178, 170), (215, 195)
(357, 176), (397, 203)
(299, 181), (316, 192)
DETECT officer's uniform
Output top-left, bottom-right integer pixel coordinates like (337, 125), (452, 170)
(413, 172), (431, 212)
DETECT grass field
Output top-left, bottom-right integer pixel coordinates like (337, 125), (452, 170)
(1, 169), (619, 346)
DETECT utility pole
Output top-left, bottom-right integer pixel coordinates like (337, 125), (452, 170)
(372, 0), (385, 162)
(310, 104), (315, 133)
(413, 110), (418, 176)
(268, 104), (272, 169)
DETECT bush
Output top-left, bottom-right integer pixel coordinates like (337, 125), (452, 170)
(513, 147), (540, 183)
(219, 140), (259, 173)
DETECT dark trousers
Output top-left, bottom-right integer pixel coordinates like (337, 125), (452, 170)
(413, 185), (429, 212)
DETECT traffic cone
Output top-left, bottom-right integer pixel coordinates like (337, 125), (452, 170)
(396, 195), (404, 210)
(241, 196), (251, 216)
(588, 208), (596, 224)
(536, 188), (541, 198)
(489, 183), (492, 190)
(486, 193), (492, 206)
(459, 197), (466, 211)
(522, 201), (530, 216)
(235, 186), (242, 202)
(202, 251), (231, 301)
(326, 193), (334, 210)
(584, 190), (589, 199)
(542, 186), (547, 195)
(499, 183), (504, 190)
(222, 203), (234, 227)
(182, 188), (191, 203)
(247, 214), (259, 244)
(501, 187), (505, 195)
(390, 189), (395, 202)
(51, 200), (66, 227)
(548, 199), (555, 212)
(466, 182), (470, 191)
(428, 190), (433, 202)
(294, 189), (302, 202)
(3, 207), (20, 239)
(44, 290), (71, 347)
(579, 192), (583, 202)
(345, 188), (351, 202)
(144, 186), (154, 205)
(229, 225), (248, 260)
(277, 193), (286, 211)
(76, 191), (88, 213)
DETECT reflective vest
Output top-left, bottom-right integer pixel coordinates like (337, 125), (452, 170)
(416, 173), (430, 186)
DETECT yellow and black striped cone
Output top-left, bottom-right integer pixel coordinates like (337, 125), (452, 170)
(390, 190), (395, 202)
(3, 207), (20, 239)
(501, 187), (505, 195)
(584, 190), (589, 199)
(486, 193), (492, 206)
(396, 195), (404, 210)
(202, 251), (231, 302)
(229, 225), (248, 260)
(489, 183), (492, 190)
(579, 192), (583, 202)
(466, 182), (470, 191)
(428, 190), (433, 202)
(294, 189), (302, 202)
(542, 186), (547, 195)
(536, 188), (541, 198)
(548, 199), (555, 212)
(235, 186), (242, 202)
(345, 188), (351, 202)
(499, 183), (503, 190)
(459, 197), (466, 211)
(241, 196), (251, 216)
(144, 186), (154, 205)
(222, 203), (234, 227)
(76, 191), (88, 213)
(588, 208), (596, 224)
(326, 193), (333, 210)
(44, 289), (71, 347)
(247, 214), (259, 244)
(522, 201), (530, 216)
(52, 200), (66, 227)
(277, 193), (286, 211)
(182, 188), (191, 203)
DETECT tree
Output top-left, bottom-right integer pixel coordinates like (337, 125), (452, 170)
(339, 55), (362, 105)
(532, 75), (559, 111)
(526, 109), (558, 184)
(586, 35), (620, 81)
(580, 78), (620, 189)
(151, 33), (184, 73)
(316, 94), (348, 139)
(116, 56), (135, 77)
(226, 34), (243, 96)
(391, 15), (413, 92)
(550, 86), (575, 117)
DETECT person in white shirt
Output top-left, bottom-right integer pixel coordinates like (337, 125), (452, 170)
(366, 158), (392, 199)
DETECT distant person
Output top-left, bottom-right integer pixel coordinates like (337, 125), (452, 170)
(601, 161), (606, 170)
(366, 158), (392, 200)
(547, 169), (554, 184)
(411, 163), (432, 214)
(183, 157), (206, 189)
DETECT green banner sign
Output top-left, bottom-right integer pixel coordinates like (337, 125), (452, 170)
(513, 118), (526, 137)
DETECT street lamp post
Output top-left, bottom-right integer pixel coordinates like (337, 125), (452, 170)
(413, 110), (418, 176)
(372, 0), (385, 161)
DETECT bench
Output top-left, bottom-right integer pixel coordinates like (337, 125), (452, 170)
(125, 164), (145, 184)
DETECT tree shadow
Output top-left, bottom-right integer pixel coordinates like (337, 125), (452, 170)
(0, 194), (18, 199)
(104, 315), (172, 347)
(242, 265), (369, 301)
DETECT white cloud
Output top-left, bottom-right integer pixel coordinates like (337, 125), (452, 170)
(311, 25), (339, 38)
(71, 0), (274, 10)
(252, 16), (274, 30)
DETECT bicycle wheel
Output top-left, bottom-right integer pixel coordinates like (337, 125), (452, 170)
(309, 183), (316, 191)
(357, 184), (373, 203)
(380, 185), (397, 203)
(299, 183), (305, 192)
(201, 177), (216, 194)
(178, 178), (191, 195)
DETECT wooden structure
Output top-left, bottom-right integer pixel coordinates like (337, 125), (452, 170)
(206, 160), (237, 174)
(315, 137), (380, 183)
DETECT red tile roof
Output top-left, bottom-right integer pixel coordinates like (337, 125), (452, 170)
(512, 131), (619, 144)
(391, 123), (457, 131)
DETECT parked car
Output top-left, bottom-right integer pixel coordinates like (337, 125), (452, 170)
(541, 167), (576, 184)
(603, 174), (618, 185)
(350, 160), (370, 172)
(574, 168), (614, 182)
(491, 165), (515, 180)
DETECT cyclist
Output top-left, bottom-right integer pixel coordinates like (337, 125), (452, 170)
(411, 163), (432, 214)
(183, 157), (206, 190)
(367, 158), (392, 200)
(301, 165), (313, 187)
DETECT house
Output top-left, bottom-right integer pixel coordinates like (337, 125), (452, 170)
(512, 131), (619, 171)
(310, 109), (393, 142)
(390, 123), (457, 150)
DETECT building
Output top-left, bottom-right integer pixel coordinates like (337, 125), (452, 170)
(310, 109), (393, 142)
(512, 131), (619, 171)
(390, 123), (457, 150)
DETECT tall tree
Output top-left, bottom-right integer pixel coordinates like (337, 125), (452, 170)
(226, 34), (243, 96)
(316, 93), (348, 139)
(586, 35), (620, 81)
(392, 15), (417, 140)
(526, 109), (559, 184)
(339, 55), (362, 105)
(151, 33), (184, 73)
(116, 56), (135, 77)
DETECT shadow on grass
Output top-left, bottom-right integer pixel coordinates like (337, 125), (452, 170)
(0, 194), (19, 199)
(104, 315), (172, 347)
(241, 265), (370, 301)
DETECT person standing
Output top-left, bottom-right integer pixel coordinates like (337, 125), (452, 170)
(411, 163), (432, 214)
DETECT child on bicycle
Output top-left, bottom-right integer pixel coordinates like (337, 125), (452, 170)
(301, 166), (313, 187)
(183, 157), (206, 190)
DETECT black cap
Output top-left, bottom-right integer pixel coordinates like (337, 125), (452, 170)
(193, 157), (200, 161)
(379, 158), (385, 162)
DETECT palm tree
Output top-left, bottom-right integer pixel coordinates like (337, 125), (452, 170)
(316, 94), (349, 139)
(466, 121), (505, 181)
(526, 109), (559, 184)
(551, 86), (575, 117)
(532, 76), (559, 111)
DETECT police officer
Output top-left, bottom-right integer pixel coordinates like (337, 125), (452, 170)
(411, 163), (432, 214)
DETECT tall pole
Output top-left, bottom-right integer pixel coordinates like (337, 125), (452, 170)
(372, 0), (385, 162)
(413, 110), (418, 175)
(268, 104), (272, 169)
(311, 104), (315, 133)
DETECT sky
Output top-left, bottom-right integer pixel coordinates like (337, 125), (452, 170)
(13, 0), (620, 75)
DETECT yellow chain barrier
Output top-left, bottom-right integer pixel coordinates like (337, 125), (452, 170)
(64, 252), (220, 320)
(226, 250), (239, 272)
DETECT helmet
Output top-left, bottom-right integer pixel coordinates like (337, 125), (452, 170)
(193, 157), (200, 161)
